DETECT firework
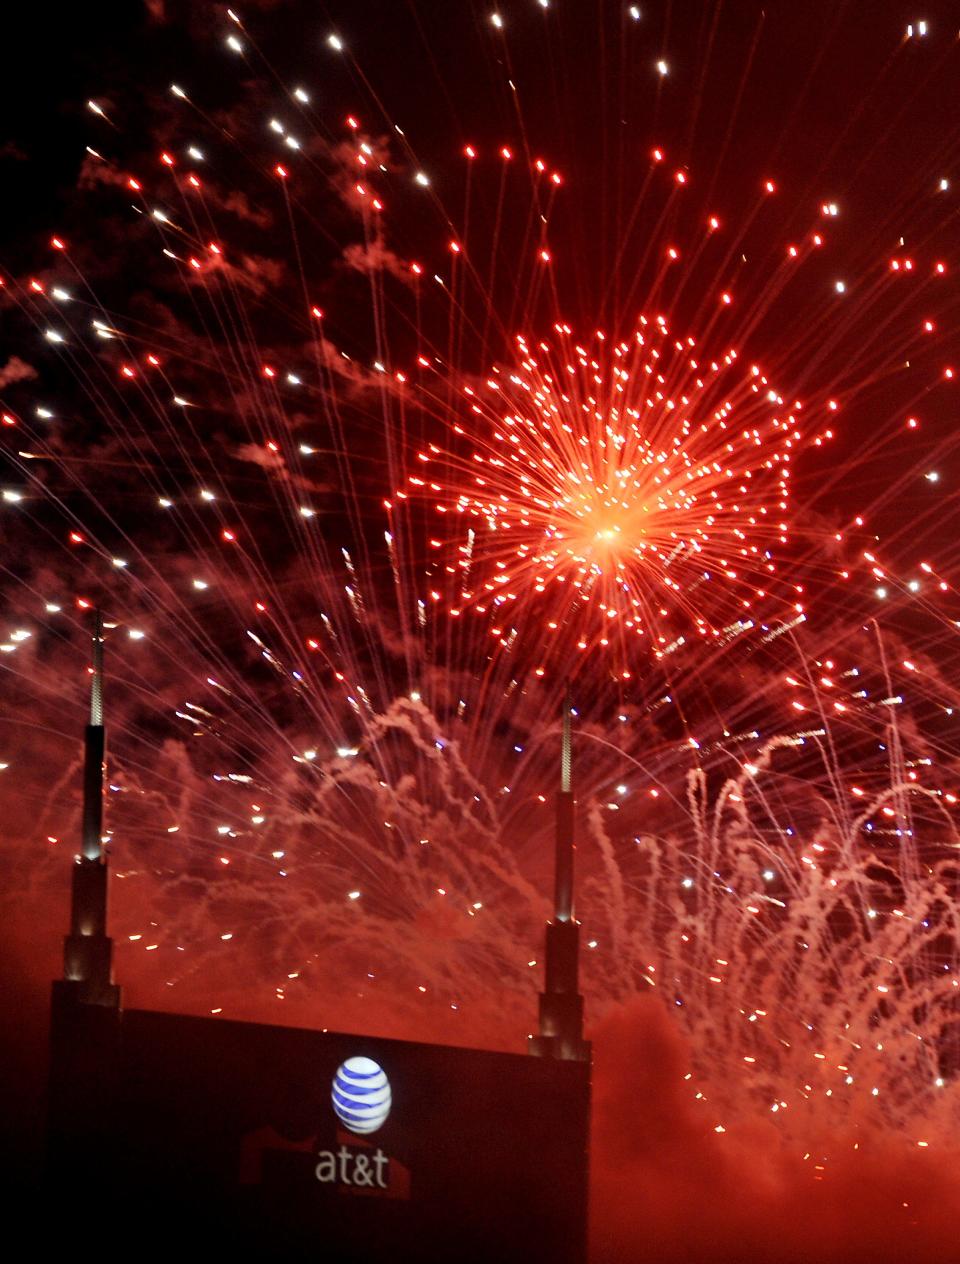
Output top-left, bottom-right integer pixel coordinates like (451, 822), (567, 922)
(1, 6), (960, 1228)
(397, 318), (815, 674)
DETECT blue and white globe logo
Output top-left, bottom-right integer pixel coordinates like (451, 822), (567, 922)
(332, 1056), (392, 1135)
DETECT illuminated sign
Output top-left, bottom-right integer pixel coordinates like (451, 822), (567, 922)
(315, 1142), (390, 1189)
(240, 1054), (409, 1198)
(319, 1056), (407, 1195)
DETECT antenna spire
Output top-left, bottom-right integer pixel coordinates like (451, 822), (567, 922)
(57, 612), (119, 1006)
(89, 608), (104, 727)
(530, 694), (589, 1062)
(82, 611), (105, 863)
(553, 694), (575, 924)
(560, 690), (572, 795)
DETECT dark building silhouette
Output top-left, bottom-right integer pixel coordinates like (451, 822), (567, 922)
(47, 621), (591, 1261)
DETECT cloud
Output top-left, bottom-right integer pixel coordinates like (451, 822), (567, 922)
(341, 240), (413, 283)
(231, 441), (333, 495)
(0, 356), (37, 388)
(590, 997), (960, 1263)
(77, 151), (132, 192)
(220, 190), (273, 229)
(323, 132), (403, 215)
(183, 249), (285, 298)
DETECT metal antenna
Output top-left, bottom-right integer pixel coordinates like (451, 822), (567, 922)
(89, 609), (104, 727)
(560, 691), (572, 795)
(82, 612), (106, 862)
(531, 693), (589, 1060)
(57, 611), (119, 1006)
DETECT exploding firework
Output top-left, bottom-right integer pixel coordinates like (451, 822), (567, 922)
(398, 318), (813, 673)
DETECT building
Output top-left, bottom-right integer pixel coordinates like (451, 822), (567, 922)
(48, 618), (591, 1260)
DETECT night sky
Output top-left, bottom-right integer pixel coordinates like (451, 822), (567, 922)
(3, 3), (960, 1258)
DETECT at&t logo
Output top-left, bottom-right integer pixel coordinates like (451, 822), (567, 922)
(331, 1056), (392, 1135)
(315, 1056), (408, 1194)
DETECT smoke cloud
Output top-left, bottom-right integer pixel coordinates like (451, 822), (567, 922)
(589, 998), (960, 1263)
